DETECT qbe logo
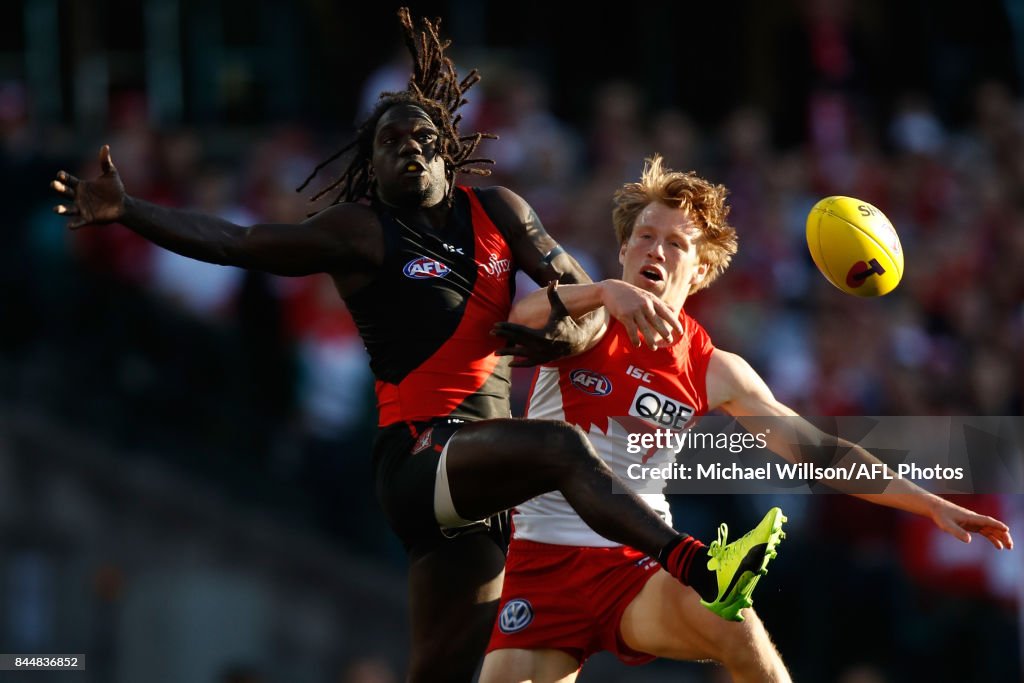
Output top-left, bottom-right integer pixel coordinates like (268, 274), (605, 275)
(403, 256), (451, 279)
(498, 599), (534, 634)
(570, 369), (612, 396)
(629, 386), (694, 430)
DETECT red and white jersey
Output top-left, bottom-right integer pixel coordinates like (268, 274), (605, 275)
(515, 311), (715, 547)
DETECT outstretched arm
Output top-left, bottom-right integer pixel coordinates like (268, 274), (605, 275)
(52, 145), (383, 279)
(707, 349), (1014, 550)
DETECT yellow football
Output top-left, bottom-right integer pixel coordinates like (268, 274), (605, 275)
(806, 196), (904, 297)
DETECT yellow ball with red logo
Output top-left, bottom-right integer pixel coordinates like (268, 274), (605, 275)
(806, 196), (904, 297)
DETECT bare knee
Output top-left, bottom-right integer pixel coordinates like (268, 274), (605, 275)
(717, 611), (788, 681)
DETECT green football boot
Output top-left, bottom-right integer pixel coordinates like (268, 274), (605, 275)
(700, 507), (787, 622)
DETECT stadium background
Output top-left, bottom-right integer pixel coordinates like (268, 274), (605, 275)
(1, 0), (1022, 681)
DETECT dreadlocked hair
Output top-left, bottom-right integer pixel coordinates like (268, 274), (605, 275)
(297, 7), (496, 207)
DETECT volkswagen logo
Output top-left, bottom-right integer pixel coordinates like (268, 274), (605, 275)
(498, 598), (534, 634)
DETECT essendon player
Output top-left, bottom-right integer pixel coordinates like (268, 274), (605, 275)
(483, 156), (1013, 682)
(50, 11), (782, 683)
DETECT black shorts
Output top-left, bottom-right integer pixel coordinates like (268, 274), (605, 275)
(373, 418), (510, 556)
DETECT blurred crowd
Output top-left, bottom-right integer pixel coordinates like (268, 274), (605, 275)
(1, 8), (1023, 681)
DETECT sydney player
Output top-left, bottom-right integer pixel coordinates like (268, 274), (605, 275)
(483, 156), (1013, 682)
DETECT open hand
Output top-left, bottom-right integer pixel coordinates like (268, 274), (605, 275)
(599, 279), (682, 349)
(930, 498), (1014, 549)
(51, 145), (126, 229)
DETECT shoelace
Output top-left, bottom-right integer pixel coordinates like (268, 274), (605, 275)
(707, 523), (731, 562)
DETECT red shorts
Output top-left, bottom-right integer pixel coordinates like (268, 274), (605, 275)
(486, 538), (659, 666)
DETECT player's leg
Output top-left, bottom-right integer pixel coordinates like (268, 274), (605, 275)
(441, 419), (679, 559)
(439, 419), (782, 614)
(479, 649), (579, 683)
(406, 531), (507, 683)
(618, 570), (792, 683)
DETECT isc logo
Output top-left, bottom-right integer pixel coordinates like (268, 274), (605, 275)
(629, 386), (694, 430)
(570, 369), (612, 396)
(626, 364), (653, 382)
(403, 256), (451, 279)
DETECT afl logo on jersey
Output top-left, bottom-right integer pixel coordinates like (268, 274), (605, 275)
(498, 599), (534, 634)
(403, 256), (451, 279)
(570, 369), (612, 396)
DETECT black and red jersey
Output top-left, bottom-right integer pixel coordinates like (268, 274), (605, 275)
(345, 187), (516, 426)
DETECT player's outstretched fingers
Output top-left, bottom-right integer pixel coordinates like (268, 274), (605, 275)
(53, 204), (88, 230)
(652, 297), (683, 337)
(493, 340), (530, 361)
(963, 512), (1011, 548)
(99, 144), (117, 174)
(976, 528), (1000, 549)
(620, 317), (641, 348)
(635, 314), (660, 350)
(491, 321), (540, 350)
(981, 526), (1012, 550)
(52, 171), (79, 195)
(545, 280), (570, 318)
(645, 307), (674, 347)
